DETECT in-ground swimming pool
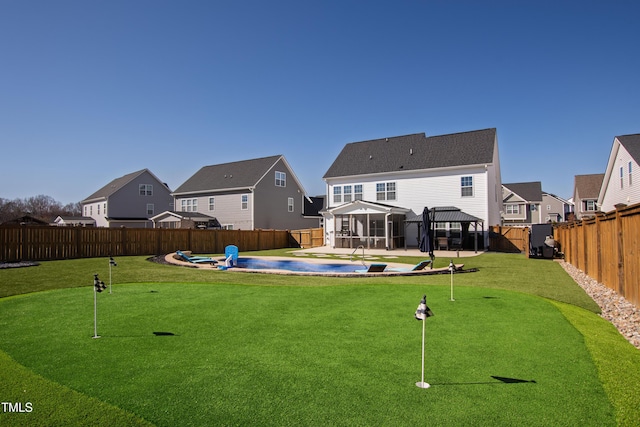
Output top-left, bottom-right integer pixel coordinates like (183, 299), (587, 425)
(233, 257), (365, 273)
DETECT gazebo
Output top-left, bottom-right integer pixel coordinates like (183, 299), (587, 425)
(405, 206), (484, 253)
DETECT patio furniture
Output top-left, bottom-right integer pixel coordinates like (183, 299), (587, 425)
(437, 237), (448, 250)
(355, 263), (387, 273)
(175, 250), (217, 265)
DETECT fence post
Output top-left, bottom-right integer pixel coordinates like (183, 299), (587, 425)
(616, 206), (625, 295)
(595, 214), (603, 283)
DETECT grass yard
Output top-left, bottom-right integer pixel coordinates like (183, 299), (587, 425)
(0, 251), (639, 426)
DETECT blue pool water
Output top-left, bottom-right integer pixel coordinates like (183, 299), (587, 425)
(234, 257), (363, 273)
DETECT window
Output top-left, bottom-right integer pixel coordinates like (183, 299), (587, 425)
(208, 197), (215, 211)
(354, 184), (363, 200)
(241, 194), (248, 210)
(333, 186), (342, 203)
(629, 162), (633, 186)
(585, 200), (596, 211)
(547, 204), (551, 211)
(104, 203), (107, 215)
(139, 184), (153, 196)
(343, 185), (353, 203)
(147, 204), (154, 215)
(275, 171), (286, 187)
(288, 197), (294, 212)
(376, 182), (396, 201)
(90, 206), (93, 215)
(97, 204), (100, 215)
(84, 206), (87, 216)
(505, 204), (520, 215)
(461, 176), (473, 197)
(620, 167), (624, 189)
(181, 199), (198, 212)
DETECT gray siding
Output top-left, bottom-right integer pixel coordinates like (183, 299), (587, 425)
(254, 158), (318, 230)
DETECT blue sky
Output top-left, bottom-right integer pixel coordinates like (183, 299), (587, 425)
(1, 1), (639, 204)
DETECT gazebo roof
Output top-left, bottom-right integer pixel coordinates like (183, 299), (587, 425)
(405, 207), (482, 223)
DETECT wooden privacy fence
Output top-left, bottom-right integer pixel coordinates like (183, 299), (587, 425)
(289, 228), (324, 248)
(0, 227), (295, 262)
(489, 225), (529, 253)
(554, 203), (640, 308)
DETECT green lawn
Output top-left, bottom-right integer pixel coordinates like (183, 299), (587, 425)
(0, 251), (639, 426)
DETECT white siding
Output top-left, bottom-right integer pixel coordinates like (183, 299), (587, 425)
(326, 166), (493, 246)
(600, 143), (640, 212)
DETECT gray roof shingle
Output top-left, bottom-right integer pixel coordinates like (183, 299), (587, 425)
(323, 128), (496, 179)
(617, 134), (640, 163)
(503, 182), (543, 202)
(574, 174), (604, 199)
(82, 169), (150, 202)
(174, 155), (283, 194)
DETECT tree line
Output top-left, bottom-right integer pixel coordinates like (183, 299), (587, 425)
(0, 195), (82, 224)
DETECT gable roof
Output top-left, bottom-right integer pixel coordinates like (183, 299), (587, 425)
(82, 169), (168, 203)
(503, 182), (543, 202)
(574, 174), (604, 199)
(173, 155), (299, 195)
(617, 133), (640, 163)
(323, 128), (497, 179)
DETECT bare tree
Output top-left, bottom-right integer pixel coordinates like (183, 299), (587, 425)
(0, 195), (82, 223)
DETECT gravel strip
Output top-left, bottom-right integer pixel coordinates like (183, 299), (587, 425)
(558, 261), (640, 350)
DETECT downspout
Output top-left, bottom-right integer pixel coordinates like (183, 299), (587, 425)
(249, 187), (255, 230)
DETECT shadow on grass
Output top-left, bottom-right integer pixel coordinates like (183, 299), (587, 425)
(431, 376), (537, 386)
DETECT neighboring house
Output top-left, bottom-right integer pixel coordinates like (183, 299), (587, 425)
(0, 214), (49, 227)
(322, 128), (502, 250)
(541, 192), (572, 223)
(598, 133), (640, 212)
(53, 216), (96, 227)
(501, 182), (543, 226)
(170, 155), (318, 231)
(573, 173), (604, 219)
(150, 211), (221, 229)
(81, 169), (174, 228)
(303, 196), (325, 228)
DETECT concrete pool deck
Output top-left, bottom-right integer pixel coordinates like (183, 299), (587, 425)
(292, 246), (484, 259)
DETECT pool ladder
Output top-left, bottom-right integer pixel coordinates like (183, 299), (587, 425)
(350, 245), (367, 266)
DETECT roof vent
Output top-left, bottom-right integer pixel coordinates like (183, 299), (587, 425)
(410, 148), (413, 155)
(369, 155), (373, 159)
(385, 138), (389, 142)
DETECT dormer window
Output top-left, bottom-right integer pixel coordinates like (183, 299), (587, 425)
(275, 171), (286, 187)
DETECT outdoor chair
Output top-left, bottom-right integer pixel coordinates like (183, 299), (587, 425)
(437, 237), (448, 250)
(175, 250), (217, 265)
(388, 260), (432, 272)
(355, 263), (387, 273)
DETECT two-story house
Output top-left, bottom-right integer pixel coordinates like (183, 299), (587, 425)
(322, 128), (502, 250)
(598, 133), (640, 213)
(573, 173), (604, 219)
(169, 155), (318, 230)
(542, 192), (572, 223)
(80, 169), (174, 228)
(501, 182), (543, 226)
